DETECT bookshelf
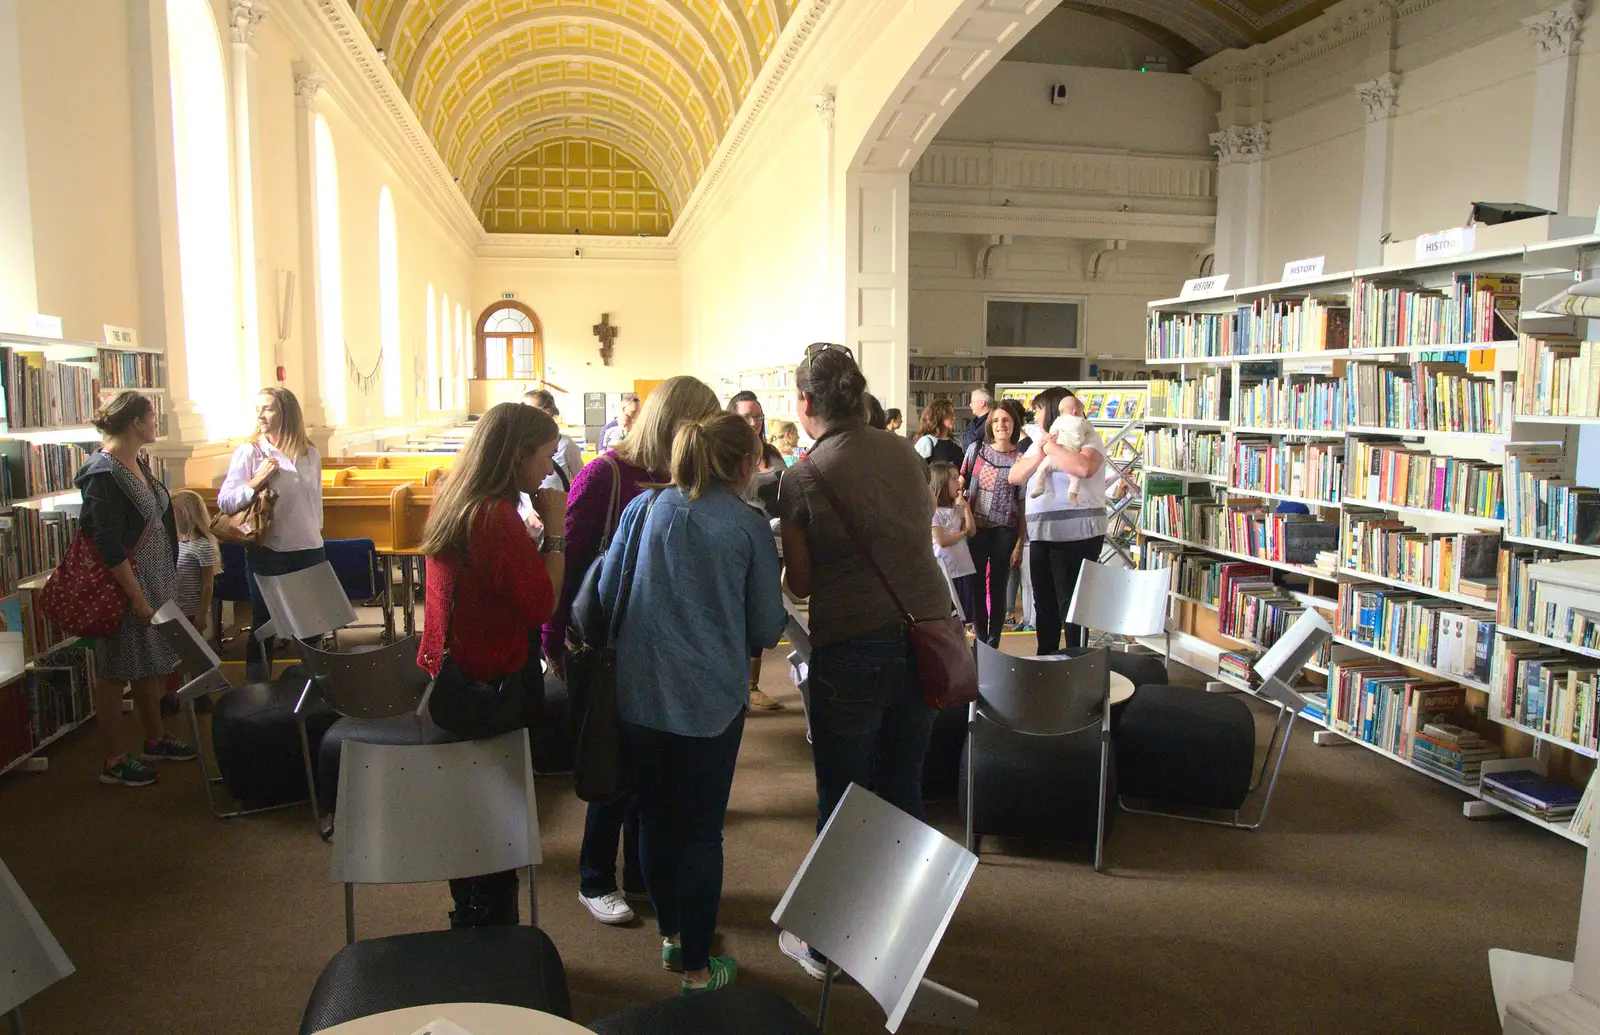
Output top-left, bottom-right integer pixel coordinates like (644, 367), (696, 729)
(907, 353), (988, 418)
(1140, 235), (1600, 843)
(732, 364), (800, 443)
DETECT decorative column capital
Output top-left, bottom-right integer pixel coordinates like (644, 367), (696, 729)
(1355, 72), (1401, 122)
(1524, 0), (1585, 61)
(1209, 122), (1270, 166)
(229, 0), (269, 46)
(294, 70), (326, 110)
(812, 91), (836, 128)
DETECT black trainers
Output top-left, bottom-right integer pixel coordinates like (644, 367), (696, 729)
(141, 734), (198, 762)
(101, 754), (157, 786)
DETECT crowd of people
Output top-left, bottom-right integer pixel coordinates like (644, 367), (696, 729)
(72, 355), (1108, 997)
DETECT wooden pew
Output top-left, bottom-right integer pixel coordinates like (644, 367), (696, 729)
(321, 468), (352, 487)
(344, 468), (442, 489)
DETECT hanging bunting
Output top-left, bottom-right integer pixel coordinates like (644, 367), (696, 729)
(346, 345), (381, 395)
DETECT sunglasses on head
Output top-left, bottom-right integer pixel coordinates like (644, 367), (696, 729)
(803, 342), (853, 360)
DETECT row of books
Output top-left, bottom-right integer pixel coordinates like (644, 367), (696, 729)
(0, 509), (80, 596)
(1218, 648), (1261, 688)
(1499, 545), (1600, 654)
(1513, 335), (1600, 419)
(1080, 392), (1145, 421)
(1144, 486), (1339, 566)
(1219, 562), (1333, 665)
(1493, 637), (1600, 751)
(909, 390), (966, 412)
(1337, 582), (1495, 685)
(1145, 428), (1226, 477)
(1234, 374), (1344, 432)
(0, 648), (95, 773)
(1145, 545), (1223, 607)
(0, 350), (97, 430)
(909, 362), (986, 382)
(1148, 372), (1227, 420)
(1343, 360), (1504, 435)
(97, 350), (165, 390)
(1503, 443), (1600, 547)
(1482, 768), (1585, 823)
(1411, 722), (1502, 786)
(0, 440), (97, 503)
(1230, 437), (1343, 503)
(1349, 272), (1519, 352)
(1233, 295), (1351, 354)
(1327, 661), (1492, 781)
(1340, 514), (1500, 599)
(1147, 311), (1235, 360)
(1344, 439), (1504, 520)
(740, 367), (794, 390)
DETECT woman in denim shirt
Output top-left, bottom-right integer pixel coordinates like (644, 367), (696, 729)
(600, 411), (786, 994)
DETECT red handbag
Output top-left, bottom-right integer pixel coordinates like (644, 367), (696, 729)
(40, 530), (144, 638)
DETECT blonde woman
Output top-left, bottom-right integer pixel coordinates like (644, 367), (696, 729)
(417, 402), (566, 927)
(218, 388), (323, 680)
(544, 375), (722, 926)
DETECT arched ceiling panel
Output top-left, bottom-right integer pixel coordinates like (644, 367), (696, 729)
(474, 118), (689, 211)
(479, 137), (673, 234)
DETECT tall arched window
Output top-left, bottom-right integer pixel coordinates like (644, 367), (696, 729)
(313, 114), (346, 426)
(441, 293), (452, 409)
(167, 0), (240, 438)
(425, 284), (437, 412)
(475, 302), (543, 380)
(377, 187), (401, 417)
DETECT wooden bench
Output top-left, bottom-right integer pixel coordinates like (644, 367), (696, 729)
(343, 468), (442, 489)
(321, 468), (353, 487)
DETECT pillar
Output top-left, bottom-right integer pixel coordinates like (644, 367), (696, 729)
(843, 171), (909, 414)
(0, 0), (37, 333)
(1209, 123), (1269, 285)
(229, 0), (267, 401)
(1354, 73), (1400, 267)
(292, 68), (333, 433)
(1523, 1), (1585, 214)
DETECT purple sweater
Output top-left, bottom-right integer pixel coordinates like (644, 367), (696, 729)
(542, 450), (660, 660)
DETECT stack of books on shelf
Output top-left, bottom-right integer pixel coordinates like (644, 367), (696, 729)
(0, 440), (96, 503)
(1144, 542), (1224, 607)
(1340, 515), (1500, 598)
(1221, 563), (1333, 665)
(1235, 294), (1350, 354)
(1230, 437), (1343, 503)
(1148, 372), (1226, 420)
(2, 508), (78, 587)
(1146, 427), (1225, 476)
(1219, 648), (1261, 687)
(1345, 439), (1504, 519)
(1350, 272), (1519, 350)
(0, 647), (95, 771)
(1148, 311), (1236, 361)
(0, 349), (97, 429)
(1235, 373), (1344, 432)
(97, 350), (165, 390)
(1513, 335), (1600, 418)
(1343, 360), (1506, 434)
(1080, 391), (1145, 421)
(1328, 660), (1480, 780)
(1492, 636), (1599, 749)
(1412, 723), (1501, 785)
(1499, 545), (1600, 653)
(1503, 443), (1600, 546)
(1482, 769), (1585, 823)
(909, 361), (987, 383)
(1337, 583), (1494, 684)
(1208, 502), (1338, 565)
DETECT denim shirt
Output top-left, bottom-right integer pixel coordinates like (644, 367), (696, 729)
(600, 485), (787, 737)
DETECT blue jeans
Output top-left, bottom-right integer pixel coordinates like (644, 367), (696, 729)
(809, 623), (936, 832)
(622, 711), (745, 973)
(578, 797), (644, 898)
(244, 545), (326, 674)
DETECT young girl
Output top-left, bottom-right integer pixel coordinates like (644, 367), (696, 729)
(773, 421), (800, 465)
(161, 490), (221, 713)
(929, 461), (979, 627)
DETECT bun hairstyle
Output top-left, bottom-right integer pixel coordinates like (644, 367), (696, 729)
(796, 346), (867, 425)
(670, 411), (758, 501)
(93, 390), (154, 437)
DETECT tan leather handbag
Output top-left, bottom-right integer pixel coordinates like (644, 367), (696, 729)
(211, 448), (279, 546)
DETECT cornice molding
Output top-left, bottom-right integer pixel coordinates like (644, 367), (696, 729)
(1355, 72), (1400, 121)
(910, 203), (1215, 244)
(1209, 122), (1270, 165)
(1191, 0), (1442, 88)
(475, 240), (680, 264)
(1524, 0), (1586, 61)
(294, 68), (325, 109)
(229, 0), (270, 46)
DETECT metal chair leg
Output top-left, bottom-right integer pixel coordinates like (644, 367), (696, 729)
(817, 961), (838, 1032)
(1094, 710), (1110, 873)
(526, 864), (539, 930)
(344, 883), (356, 945)
(295, 714), (327, 837)
(964, 722), (977, 856)
(9, 1004), (23, 1035)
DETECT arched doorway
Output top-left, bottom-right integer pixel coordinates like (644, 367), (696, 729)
(474, 300), (544, 381)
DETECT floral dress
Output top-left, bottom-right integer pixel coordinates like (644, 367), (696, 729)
(93, 456), (179, 681)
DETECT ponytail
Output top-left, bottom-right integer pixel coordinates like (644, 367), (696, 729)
(670, 411), (759, 500)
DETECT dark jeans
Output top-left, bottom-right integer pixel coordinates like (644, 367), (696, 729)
(622, 711), (745, 972)
(244, 544), (326, 674)
(968, 525), (1020, 647)
(809, 623), (937, 832)
(579, 797), (645, 898)
(1030, 536), (1105, 656)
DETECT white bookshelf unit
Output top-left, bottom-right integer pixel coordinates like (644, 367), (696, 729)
(1139, 233), (1600, 845)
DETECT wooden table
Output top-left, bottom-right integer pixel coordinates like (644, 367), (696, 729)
(316, 1003), (591, 1035)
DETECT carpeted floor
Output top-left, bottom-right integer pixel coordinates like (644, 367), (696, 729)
(0, 635), (1586, 1034)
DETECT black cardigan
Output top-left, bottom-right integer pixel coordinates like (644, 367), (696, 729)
(73, 450), (178, 569)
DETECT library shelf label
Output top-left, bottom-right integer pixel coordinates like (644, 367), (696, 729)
(1415, 226), (1476, 261)
(27, 314), (61, 338)
(102, 324), (137, 348)
(1180, 274), (1229, 299)
(1282, 256), (1326, 281)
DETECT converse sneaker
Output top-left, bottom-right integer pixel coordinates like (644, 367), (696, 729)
(680, 954), (736, 995)
(141, 734), (198, 762)
(579, 890), (635, 925)
(779, 930), (827, 981)
(100, 754), (157, 787)
(661, 937), (683, 972)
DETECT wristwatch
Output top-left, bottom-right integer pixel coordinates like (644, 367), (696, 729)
(540, 535), (566, 554)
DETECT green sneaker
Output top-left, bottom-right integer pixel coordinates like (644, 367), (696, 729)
(141, 734), (198, 762)
(680, 955), (736, 995)
(100, 754), (157, 787)
(662, 940), (683, 972)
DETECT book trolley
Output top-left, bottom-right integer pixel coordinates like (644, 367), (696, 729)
(1139, 233), (1600, 844)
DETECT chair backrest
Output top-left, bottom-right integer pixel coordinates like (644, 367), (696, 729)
(1254, 609), (1332, 685)
(150, 605), (228, 696)
(0, 857), (74, 1015)
(773, 784), (977, 1033)
(1065, 560), (1172, 638)
(252, 561), (359, 641)
(974, 641), (1109, 737)
(330, 730), (541, 885)
(301, 636), (431, 719)
(323, 538), (380, 600)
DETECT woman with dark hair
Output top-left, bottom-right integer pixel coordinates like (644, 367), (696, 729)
(1008, 386), (1107, 654)
(884, 408), (903, 433)
(960, 401), (1026, 646)
(76, 391), (194, 786)
(218, 387), (324, 680)
(913, 399), (963, 466)
(776, 344), (951, 979)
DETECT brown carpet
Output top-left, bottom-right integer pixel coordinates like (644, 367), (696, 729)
(0, 637), (1585, 1034)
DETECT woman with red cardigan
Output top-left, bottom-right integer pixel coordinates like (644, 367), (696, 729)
(544, 375), (723, 926)
(417, 401), (566, 927)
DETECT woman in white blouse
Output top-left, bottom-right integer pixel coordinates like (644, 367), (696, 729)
(218, 387), (324, 680)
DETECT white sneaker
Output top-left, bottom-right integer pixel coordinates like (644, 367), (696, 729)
(579, 890), (635, 925)
(779, 930), (827, 981)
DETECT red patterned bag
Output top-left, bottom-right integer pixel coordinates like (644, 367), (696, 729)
(39, 532), (135, 638)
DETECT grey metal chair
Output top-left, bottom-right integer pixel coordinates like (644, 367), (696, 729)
(1, 856), (74, 1034)
(1065, 560), (1173, 676)
(968, 642), (1113, 871)
(785, 600), (813, 743)
(772, 783), (978, 1034)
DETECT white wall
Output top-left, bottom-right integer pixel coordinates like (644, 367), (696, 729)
(1004, 7), (1188, 71)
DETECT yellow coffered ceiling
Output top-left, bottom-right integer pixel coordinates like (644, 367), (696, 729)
(354, 0), (799, 234)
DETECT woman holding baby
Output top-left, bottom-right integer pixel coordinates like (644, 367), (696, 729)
(1007, 387), (1107, 655)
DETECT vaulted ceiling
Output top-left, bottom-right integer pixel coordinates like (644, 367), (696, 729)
(1071, 0), (1344, 57)
(354, 0), (801, 235)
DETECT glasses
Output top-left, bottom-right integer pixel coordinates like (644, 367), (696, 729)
(803, 342), (853, 360)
